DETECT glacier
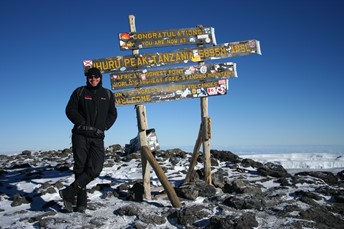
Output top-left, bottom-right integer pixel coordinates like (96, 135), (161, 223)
(240, 152), (344, 170)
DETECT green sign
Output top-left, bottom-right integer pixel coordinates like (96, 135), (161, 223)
(110, 62), (236, 90)
(82, 39), (261, 73)
(118, 26), (216, 50)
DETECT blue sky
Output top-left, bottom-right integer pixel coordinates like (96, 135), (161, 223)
(1, 0), (343, 154)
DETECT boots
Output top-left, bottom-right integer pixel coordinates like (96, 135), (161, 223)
(59, 183), (82, 213)
(75, 173), (87, 213)
(76, 188), (87, 213)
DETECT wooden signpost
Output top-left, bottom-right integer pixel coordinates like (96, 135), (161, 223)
(81, 15), (261, 208)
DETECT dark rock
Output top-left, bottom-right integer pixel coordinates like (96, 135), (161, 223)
(211, 150), (241, 163)
(21, 150), (32, 156)
(53, 181), (64, 189)
(54, 163), (71, 172)
(223, 195), (264, 210)
(169, 204), (212, 226)
(176, 180), (216, 200)
(59, 148), (72, 157)
(11, 193), (31, 207)
(241, 158), (263, 168)
(206, 212), (258, 229)
(89, 217), (107, 227)
(38, 217), (68, 228)
(222, 179), (262, 196)
(185, 170), (200, 183)
(124, 152), (141, 162)
(295, 171), (338, 185)
(206, 215), (234, 229)
(107, 144), (123, 154)
(299, 196), (319, 207)
(236, 212), (259, 229)
(95, 183), (111, 191)
(127, 181), (144, 202)
(27, 211), (56, 223)
(335, 195), (344, 203)
(117, 183), (130, 192)
(212, 169), (226, 188)
(175, 183), (199, 200)
(294, 190), (322, 201)
(10, 163), (31, 169)
(257, 162), (290, 178)
(337, 170), (344, 180)
(299, 206), (344, 229)
(277, 177), (292, 186)
(194, 180), (217, 197)
(114, 205), (140, 216)
(211, 157), (219, 166)
(139, 212), (166, 225)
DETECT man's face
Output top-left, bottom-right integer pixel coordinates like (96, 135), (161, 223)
(87, 75), (101, 87)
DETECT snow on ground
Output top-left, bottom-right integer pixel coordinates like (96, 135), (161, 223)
(0, 149), (343, 228)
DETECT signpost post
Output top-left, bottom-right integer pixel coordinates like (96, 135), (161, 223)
(128, 16), (152, 202)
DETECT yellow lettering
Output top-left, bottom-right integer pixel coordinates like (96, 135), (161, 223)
(93, 62), (102, 70)
(167, 39), (178, 44)
(142, 41), (153, 46)
(179, 38), (186, 43)
(123, 58), (131, 67)
(231, 44), (250, 54)
(158, 54), (164, 63)
(136, 57), (143, 66)
(179, 51), (189, 61)
(154, 40), (165, 45)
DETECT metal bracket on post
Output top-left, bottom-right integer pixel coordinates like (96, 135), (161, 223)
(203, 117), (212, 141)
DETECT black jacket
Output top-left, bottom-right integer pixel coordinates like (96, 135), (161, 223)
(66, 85), (117, 137)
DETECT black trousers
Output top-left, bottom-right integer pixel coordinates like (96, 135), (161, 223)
(72, 133), (105, 188)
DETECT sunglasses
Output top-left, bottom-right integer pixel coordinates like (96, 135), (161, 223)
(88, 75), (100, 79)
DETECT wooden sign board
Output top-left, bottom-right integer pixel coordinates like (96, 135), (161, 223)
(114, 79), (228, 106)
(110, 62), (236, 90)
(82, 39), (261, 74)
(119, 26), (216, 50)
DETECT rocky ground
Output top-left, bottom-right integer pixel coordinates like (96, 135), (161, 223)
(0, 145), (344, 228)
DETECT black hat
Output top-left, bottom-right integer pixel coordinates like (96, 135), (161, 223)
(85, 67), (102, 78)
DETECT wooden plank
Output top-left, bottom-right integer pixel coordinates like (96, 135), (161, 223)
(114, 79), (228, 106)
(183, 122), (203, 184)
(118, 26), (216, 50)
(110, 62), (236, 90)
(140, 146), (182, 208)
(82, 40), (261, 73)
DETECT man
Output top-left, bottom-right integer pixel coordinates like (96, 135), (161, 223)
(60, 67), (117, 213)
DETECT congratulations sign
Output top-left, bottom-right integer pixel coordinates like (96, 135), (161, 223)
(119, 26), (216, 50)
